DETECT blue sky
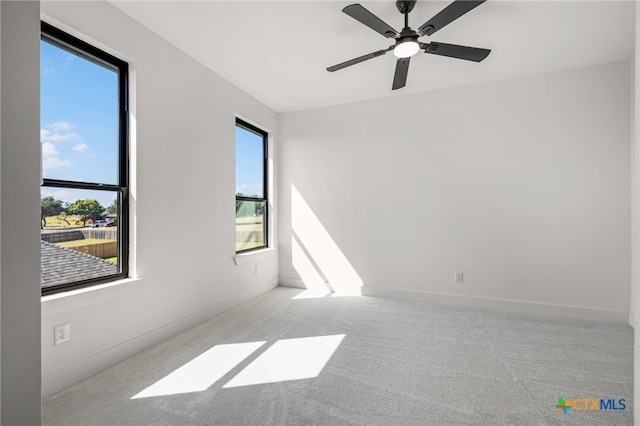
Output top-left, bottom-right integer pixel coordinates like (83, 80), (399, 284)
(42, 39), (264, 209)
(235, 126), (265, 198)
(40, 39), (118, 208)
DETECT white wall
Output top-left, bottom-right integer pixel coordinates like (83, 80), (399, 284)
(40, 1), (278, 397)
(0, 3), (3, 420)
(279, 61), (631, 323)
(19, 0), (633, 406)
(632, 3), (639, 423)
(0, 1), (42, 423)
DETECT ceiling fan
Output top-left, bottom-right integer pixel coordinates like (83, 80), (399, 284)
(327, 0), (491, 90)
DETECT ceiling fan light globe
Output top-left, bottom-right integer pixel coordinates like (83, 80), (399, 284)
(393, 40), (420, 58)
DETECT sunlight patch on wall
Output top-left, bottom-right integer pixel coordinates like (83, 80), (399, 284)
(292, 235), (331, 299)
(131, 341), (265, 399)
(223, 334), (345, 388)
(291, 184), (362, 296)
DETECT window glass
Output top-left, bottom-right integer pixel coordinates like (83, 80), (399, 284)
(236, 200), (266, 252)
(40, 23), (128, 295)
(41, 189), (123, 289)
(235, 120), (268, 253)
(41, 40), (119, 184)
(235, 125), (265, 199)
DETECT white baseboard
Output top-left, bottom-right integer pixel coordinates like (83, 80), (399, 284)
(279, 277), (307, 289)
(42, 278), (279, 398)
(279, 278), (628, 324)
(361, 286), (629, 324)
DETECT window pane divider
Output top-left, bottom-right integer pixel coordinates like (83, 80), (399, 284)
(42, 179), (125, 192)
(236, 195), (267, 202)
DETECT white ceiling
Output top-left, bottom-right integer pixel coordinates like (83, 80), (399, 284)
(109, 1), (635, 113)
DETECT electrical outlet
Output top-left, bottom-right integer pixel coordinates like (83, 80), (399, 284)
(54, 322), (70, 345)
(255, 265), (260, 276)
(455, 272), (464, 283)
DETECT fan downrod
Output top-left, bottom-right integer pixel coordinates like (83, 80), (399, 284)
(395, 1), (416, 14)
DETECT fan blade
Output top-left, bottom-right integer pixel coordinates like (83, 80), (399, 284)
(418, 0), (486, 37)
(343, 4), (399, 39)
(392, 57), (410, 90)
(327, 48), (391, 72)
(424, 42), (490, 62)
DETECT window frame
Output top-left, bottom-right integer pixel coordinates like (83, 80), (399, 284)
(40, 22), (129, 296)
(235, 118), (269, 253)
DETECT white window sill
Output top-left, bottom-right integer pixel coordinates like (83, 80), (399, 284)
(41, 277), (143, 315)
(234, 248), (278, 265)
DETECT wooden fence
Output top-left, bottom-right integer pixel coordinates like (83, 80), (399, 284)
(41, 230), (84, 243)
(41, 229), (117, 243)
(67, 241), (117, 258)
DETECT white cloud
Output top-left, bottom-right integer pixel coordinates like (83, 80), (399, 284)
(42, 141), (72, 171)
(49, 121), (74, 131)
(41, 130), (80, 143)
(41, 122), (81, 143)
(41, 142), (59, 158)
(71, 143), (88, 152)
(43, 156), (72, 172)
(40, 188), (75, 204)
(236, 183), (264, 196)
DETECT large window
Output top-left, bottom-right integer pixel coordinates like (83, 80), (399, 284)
(235, 119), (268, 252)
(40, 23), (129, 295)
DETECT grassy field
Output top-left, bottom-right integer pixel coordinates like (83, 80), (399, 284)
(42, 215), (84, 228)
(56, 238), (116, 247)
(236, 216), (263, 224)
(236, 216), (264, 251)
(236, 241), (264, 251)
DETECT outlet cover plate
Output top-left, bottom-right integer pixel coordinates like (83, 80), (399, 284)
(54, 322), (70, 345)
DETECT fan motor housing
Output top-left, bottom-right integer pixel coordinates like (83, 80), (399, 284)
(396, 1), (417, 14)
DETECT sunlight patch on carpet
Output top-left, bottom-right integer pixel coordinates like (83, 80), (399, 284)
(223, 334), (345, 388)
(292, 289), (332, 299)
(131, 341), (265, 399)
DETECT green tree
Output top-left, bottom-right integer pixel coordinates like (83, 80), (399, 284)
(57, 211), (71, 227)
(236, 200), (264, 218)
(67, 199), (105, 227)
(107, 199), (118, 215)
(41, 196), (65, 229)
(236, 193), (263, 217)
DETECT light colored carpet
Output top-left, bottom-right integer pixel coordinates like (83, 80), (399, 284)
(43, 287), (633, 425)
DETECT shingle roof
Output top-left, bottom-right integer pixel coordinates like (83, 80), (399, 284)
(41, 240), (118, 288)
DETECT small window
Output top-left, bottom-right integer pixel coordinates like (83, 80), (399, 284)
(40, 23), (129, 295)
(235, 119), (268, 252)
